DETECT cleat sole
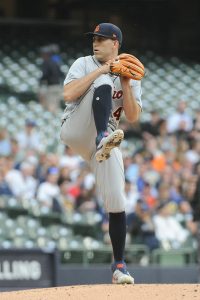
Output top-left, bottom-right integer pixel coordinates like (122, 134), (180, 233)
(95, 130), (124, 162)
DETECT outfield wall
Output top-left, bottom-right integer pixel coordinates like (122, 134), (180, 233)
(0, 249), (199, 290)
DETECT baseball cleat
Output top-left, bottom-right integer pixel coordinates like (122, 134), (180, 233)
(111, 261), (134, 284)
(95, 129), (124, 163)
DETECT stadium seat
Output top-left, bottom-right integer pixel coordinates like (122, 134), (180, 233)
(0, 239), (13, 249)
(38, 211), (62, 227)
(151, 248), (197, 266)
(125, 244), (150, 265)
(6, 198), (28, 219)
(61, 248), (86, 264)
(60, 236), (86, 264)
(26, 218), (41, 240)
(48, 224), (73, 241)
(86, 245), (113, 264)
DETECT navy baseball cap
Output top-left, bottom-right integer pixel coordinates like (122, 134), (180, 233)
(86, 23), (123, 45)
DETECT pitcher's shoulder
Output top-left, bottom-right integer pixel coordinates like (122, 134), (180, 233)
(84, 55), (100, 72)
(84, 55), (95, 63)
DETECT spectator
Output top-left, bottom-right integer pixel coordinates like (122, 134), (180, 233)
(124, 153), (144, 184)
(4, 156), (37, 200)
(75, 184), (98, 213)
(38, 46), (64, 113)
(37, 167), (63, 213)
(59, 145), (83, 170)
(4, 156), (27, 198)
(157, 118), (168, 138)
(193, 109), (200, 131)
(124, 178), (139, 214)
(166, 100), (193, 134)
(0, 171), (13, 196)
(177, 200), (197, 236)
(168, 173), (184, 204)
(46, 152), (60, 168)
(141, 110), (162, 137)
(10, 138), (23, 164)
(191, 163), (200, 223)
(49, 44), (63, 66)
(35, 152), (49, 183)
(58, 166), (71, 185)
(67, 166), (95, 202)
(156, 179), (196, 236)
(136, 158), (160, 193)
(144, 136), (167, 173)
(153, 201), (190, 249)
(160, 164), (174, 185)
(127, 199), (159, 251)
(0, 128), (11, 156)
(157, 183), (175, 205)
(120, 119), (142, 140)
(185, 139), (200, 165)
(16, 119), (41, 152)
(59, 179), (75, 213)
(18, 161), (38, 200)
(140, 182), (158, 210)
(184, 173), (199, 203)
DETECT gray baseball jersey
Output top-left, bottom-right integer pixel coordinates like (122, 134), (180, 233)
(60, 55), (143, 212)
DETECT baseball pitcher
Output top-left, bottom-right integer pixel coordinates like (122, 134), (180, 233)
(60, 23), (144, 284)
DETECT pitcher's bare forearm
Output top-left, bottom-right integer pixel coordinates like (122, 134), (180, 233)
(64, 62), (111, 102)
(120, 77), (141, 123)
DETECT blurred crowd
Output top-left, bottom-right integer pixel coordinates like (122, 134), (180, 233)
(0, 99), (200, 252)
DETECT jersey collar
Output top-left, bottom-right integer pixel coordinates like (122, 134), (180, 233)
(92, 55), (102, 67)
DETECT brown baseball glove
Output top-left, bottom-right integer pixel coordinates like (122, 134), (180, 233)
(110, 53), (145, 80)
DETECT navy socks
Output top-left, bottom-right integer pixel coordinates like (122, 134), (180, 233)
(109, 212), (126, 262)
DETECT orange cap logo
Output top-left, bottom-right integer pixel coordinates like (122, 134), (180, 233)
(94, 25), (100, 32)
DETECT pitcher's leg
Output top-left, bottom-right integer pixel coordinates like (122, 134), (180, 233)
(92, 84), (112, 136)
(60, 75), (114, 161)
(90, 148), (134, 284)
(60, 89), (97, 161)
(92, 80), (124, 163)
(90, 147), (126, 212)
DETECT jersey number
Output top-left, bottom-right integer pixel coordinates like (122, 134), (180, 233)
(113, 107), (123, 121)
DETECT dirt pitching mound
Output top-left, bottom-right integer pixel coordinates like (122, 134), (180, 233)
(1, 284), (200, 300)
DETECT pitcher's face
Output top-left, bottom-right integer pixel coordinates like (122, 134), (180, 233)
(93, 36), (119, 62)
